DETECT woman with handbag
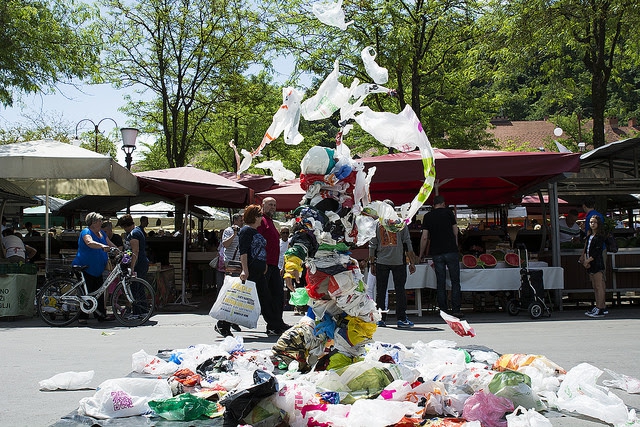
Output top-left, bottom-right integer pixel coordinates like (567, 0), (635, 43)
(214, 214), (243, 337)
(238, 204), (281, 335)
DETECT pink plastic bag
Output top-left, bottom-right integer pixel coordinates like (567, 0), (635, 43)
(462, 390), (514, 427)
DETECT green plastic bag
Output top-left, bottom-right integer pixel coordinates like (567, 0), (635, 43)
(149, 393), (220, 421)
(289, 287), (310, 306)
(488, 370), (545, 411)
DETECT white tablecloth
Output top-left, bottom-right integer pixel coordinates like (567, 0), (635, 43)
(366, 262), (564, 316)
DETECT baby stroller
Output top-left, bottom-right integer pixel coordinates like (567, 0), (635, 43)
(507, 245), (551, 319)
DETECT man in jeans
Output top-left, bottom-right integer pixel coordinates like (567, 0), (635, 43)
(420, 195), (463, 317)
(368, 200), (417, 328)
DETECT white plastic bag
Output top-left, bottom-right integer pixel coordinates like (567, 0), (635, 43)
(301, 60), (351, 121)
(354, 106), (423, 153)
(209, 275), (261, 329)
(131, 349), (179, 375)
(39, 370), (94, 391)
(255, 159), (297, 183)
(556, 363), (629, 425)
(506, 406), (552, 426)
(312, 0), (353, 30)
(78, 377), (172, 419)
(603, 368), (640, 394)
(361, 46), (388, 84)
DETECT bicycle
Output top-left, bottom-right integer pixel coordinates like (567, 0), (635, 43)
(37, 249), (156, 327)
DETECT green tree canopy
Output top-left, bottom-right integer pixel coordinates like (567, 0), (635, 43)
(480, 0), (640, 148)
(260, 0), (496, 151)
(100, 0), (270, 168)
(0, 0), (100, 107)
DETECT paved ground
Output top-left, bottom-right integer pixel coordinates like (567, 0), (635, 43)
(1, 294), (639, 426)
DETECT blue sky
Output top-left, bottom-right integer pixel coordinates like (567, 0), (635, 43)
(0, 57), (308, 129)
(0, 58), (311, 165)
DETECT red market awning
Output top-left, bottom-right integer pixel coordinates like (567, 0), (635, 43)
(361, 149), (581, 206)
(135, 166), (251, 208)
(255, 179), (305, 212)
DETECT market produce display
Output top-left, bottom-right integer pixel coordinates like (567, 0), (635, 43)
(504, 252), (521, 268)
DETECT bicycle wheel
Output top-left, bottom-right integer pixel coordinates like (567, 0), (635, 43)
(37, 278), (82, 327)
(111, 278), (155, 327)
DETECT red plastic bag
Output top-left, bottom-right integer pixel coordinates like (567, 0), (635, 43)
(440, 310), (475, 337)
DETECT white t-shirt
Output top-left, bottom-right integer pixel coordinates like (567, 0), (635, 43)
(2, 235), (26, 259)
(278, 238), (290, 270)
(558, 218), (581, 243)
(221, 226), (240, 262)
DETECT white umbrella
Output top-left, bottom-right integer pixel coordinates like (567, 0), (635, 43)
(0, 140), (138, 261)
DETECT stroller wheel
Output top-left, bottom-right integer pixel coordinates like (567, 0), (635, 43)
(507, 299), (520, 316)
(528, 302), (543, 319)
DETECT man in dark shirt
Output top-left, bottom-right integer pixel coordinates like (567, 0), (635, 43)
(139, 216), (149, 237)
(24, 222), (41, 237)
(420, 195), (463, 317)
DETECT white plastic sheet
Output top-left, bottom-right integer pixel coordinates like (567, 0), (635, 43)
(39, 370), (94, 391)
(301, 60), (351, 121)
(361, 46), (388, 84)
(312, 0), (354, 30)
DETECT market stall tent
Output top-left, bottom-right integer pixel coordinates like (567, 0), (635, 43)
(134, 166), (252, 304)
(0, 140), (139, 259)
(554, 136), (640, 209)
(55, 194), (213, 228)
(255, 179), (305, 212)
(135, 166), (251, 208)
(218, 171), (275, 193)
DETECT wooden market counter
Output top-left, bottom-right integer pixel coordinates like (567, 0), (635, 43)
(368, 261), (564, 316)
(186, 251), (218, 294)
(560, 248), (640, 303)
(554, 248), (640, 304)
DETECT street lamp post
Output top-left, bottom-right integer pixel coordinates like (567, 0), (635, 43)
(74, 117), (119, 152)
(74, 118), (139, 169)
(120, 128), (139, 170)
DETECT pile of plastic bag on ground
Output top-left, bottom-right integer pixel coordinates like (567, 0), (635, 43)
(62, 336), (640, 426)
